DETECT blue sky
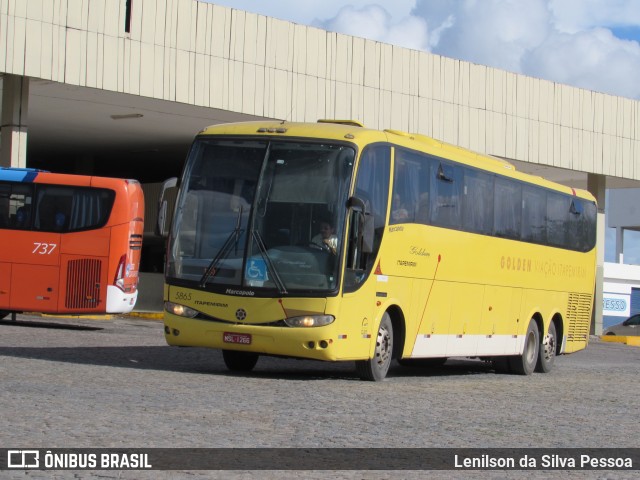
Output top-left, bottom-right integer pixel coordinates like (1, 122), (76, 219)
(212, 1), (640, 264)
(213, 0), (640, 100)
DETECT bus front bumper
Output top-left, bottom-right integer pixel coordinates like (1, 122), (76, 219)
(163, 314), (346, 361)
(106, 286), (137, 313)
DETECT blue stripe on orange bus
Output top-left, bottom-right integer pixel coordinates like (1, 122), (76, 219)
(0, 167), (44, 182)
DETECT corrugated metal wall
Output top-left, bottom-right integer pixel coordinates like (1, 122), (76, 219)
(1, 0), (639, 180)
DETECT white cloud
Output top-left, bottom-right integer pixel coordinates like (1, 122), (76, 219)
(522, 28), (640, 98)
(209, 0), (417, 26)
(548, 0), (640, 32)
(321, 5), (430, 51)
(416, 0), (551, 73)
(413, 0), (640, 98)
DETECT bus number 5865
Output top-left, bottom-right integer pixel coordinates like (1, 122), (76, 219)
(32, 243), (57, 254)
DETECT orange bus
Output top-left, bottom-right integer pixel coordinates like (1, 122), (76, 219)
(0, 167), (144, 317)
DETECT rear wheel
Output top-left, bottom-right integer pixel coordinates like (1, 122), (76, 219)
(535, 322), (557, 373)
(356, 313), (393, 381)
(508, 319), (539, 375)
(222, 350), (259, 372)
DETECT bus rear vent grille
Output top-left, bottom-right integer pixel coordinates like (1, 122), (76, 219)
(129, 234), (143, 250)
(566, 292), (592, 340)
(65, 259), (102, 309)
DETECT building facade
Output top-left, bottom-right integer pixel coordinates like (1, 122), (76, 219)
(2, 0), (640, 330)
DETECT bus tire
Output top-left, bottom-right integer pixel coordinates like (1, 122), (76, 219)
(535, 321), (557, 373)
(222, 350), (259, 372)
(508, 319), (539, 375)
(355, 313), (393, 381)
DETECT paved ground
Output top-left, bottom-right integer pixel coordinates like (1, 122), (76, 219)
(0, 314), (638, 479)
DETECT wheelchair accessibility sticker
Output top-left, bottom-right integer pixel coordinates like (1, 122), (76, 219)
(246, 258), (268, 282)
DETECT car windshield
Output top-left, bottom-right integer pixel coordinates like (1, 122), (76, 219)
(166, 138), (355, 294)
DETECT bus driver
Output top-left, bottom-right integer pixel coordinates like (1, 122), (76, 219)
(311, 219), (338, 255)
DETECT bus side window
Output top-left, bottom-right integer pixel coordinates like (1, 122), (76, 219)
(36, 194), (56, 231)
(15, 206), (31, 228)
(0, 183), (32, 229)
(0, 185), (10, 228)
(431, 161), (463, 228)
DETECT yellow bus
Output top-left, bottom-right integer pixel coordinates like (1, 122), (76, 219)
(158, 120), (597, 381)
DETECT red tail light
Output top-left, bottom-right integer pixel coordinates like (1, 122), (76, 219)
(114, 254), (126, 291)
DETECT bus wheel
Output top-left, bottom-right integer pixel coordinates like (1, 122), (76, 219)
(508, 319), (539, 375)
(536, 321), (556, 373)
(355, 313), (393, 381)
(222, 350), (259, 372)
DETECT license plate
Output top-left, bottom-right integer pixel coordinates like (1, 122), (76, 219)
(223, 332), (252, 345)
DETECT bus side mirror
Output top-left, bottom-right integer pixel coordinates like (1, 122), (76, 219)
(347, 195), (374, 254)
(156, 177), (178, 237)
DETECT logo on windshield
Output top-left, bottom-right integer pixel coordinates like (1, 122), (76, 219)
(236, 309), (247, 321)
(246, 258), (268, 281)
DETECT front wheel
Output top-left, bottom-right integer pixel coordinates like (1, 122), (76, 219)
(222, 350), (259, 372)
(355, 313), (393, 381)
(536, 322), (557, 373)
(508, 319), (539, 375)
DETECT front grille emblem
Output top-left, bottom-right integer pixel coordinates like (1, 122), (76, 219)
(235, 309), (247, 321)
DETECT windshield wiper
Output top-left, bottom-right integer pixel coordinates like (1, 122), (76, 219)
(252, 230), (288, 295)
(199, 207), (244, 288)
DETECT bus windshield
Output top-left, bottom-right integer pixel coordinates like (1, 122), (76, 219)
(167, 138), (355, 293)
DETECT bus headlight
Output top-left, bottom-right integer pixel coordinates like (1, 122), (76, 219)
(284, 315), (335, 327)
(165, 301), (199, 318)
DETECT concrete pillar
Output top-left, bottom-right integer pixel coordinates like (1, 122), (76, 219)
(587, 173), (606, 336)
(0, 75), (29, 168)
(615, 227), (624, 263)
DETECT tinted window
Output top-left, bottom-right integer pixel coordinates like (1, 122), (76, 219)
(494, 177), (521, 239)
(387, 147), (596, 253)
(391, 149), (431, 225)
(463, 169), (494, 235)
(0, 182), (33, 230)
(546, 192), (569, 248)
(567, 198), (597, 251)
(34, 185), (115, 232)
(430, 161), (463, 228)
(522, 186), (546, 243)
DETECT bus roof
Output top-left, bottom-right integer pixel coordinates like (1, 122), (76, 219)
(0, 167), (140, 188)
(0, 167), (47, 182)
(196, 119), (595, 202)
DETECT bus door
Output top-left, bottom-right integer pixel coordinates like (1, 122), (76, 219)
(338, 146), (390, 359)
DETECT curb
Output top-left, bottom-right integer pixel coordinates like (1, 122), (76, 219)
(600, 335), (640, 347)
(126, 312), (164, 320)
(23, 312), (164, 321)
